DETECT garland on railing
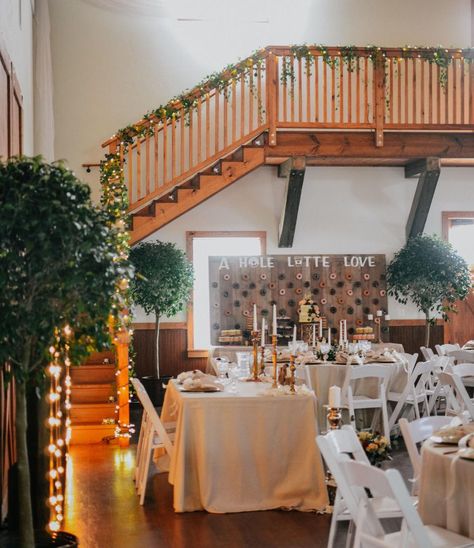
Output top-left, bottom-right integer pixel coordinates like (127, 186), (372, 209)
(279, 44), (473, 91)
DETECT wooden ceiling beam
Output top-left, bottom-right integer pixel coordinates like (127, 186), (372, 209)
(405, 157), (441, 240)
(265, 132), (474, 161)
(278, 156), (306, 248)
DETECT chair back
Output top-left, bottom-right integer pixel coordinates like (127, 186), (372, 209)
(399, 416), (452, 483)
(341, 461), (431, 547)
(438, 371), (474, 419)
(448, 350), (474, 364)
(436, 343), (461, 356)
(132, 377), (174, 456)
(420, 346), (435, 361)
(342, 364), (391, 406)
(453, 363), (474, 378)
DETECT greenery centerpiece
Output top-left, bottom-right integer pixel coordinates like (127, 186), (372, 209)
(0, 157), (126, 547)
(129, 241), (193, 378)
(387, 234), (471, 347)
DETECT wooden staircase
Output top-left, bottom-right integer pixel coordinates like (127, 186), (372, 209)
(101, 45), (474, 245)
(70, 351), (117, 444)
(131, 140), (265, 243)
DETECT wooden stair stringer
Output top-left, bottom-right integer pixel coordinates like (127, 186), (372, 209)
(131, 146), (265, 244)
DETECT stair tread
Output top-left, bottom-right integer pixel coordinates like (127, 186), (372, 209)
(72, 422), (116, 429)
(73, 383), (114, 388)
(72, 402), (115, 408)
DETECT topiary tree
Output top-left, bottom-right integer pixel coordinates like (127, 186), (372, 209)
(129, 241), (193, 378)
(0, 157), (125, 547)
(387, 233), (471, 347)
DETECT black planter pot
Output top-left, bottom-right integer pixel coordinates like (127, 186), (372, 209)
(0, 530), (78, 547)
(139, 375), (172, 407)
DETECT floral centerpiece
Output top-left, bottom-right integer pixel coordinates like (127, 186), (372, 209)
(357, 431), (391, 466)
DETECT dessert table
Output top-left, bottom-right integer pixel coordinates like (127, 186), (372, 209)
(160, 380), (329, 513)
(418, 433), (474, 539)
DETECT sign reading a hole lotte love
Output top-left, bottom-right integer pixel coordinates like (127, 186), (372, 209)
(208, 254), (388, 346)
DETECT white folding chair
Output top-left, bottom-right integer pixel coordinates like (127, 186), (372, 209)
(438, 371), (474, 420)
(342, 365), (391, 441)
(340, 460), (472, 548)
(316, 426), (414, 548)
(453, 363), (474, 388)
(435, 343), (461, 356)
(398, 416), (452, 495)
(388, 360), (440, 430)
(131, 378), (175, 504)
(448, 350), (474, 365)
(420, 346), (435, 361)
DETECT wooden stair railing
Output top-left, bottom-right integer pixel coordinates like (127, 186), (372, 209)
(102, 46), (474, 243)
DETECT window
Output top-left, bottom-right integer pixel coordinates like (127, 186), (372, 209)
(442, 212), (474, 268)
(186, 231), (266, 353)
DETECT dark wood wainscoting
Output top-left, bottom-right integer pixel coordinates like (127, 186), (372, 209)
(389, 321), (444, 355)
(133, 324), (207, 378)
(133, 320), (445, 379)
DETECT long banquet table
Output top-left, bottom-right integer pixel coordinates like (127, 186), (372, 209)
(160, 380), (329, 513)
(418, 432), (474, 539)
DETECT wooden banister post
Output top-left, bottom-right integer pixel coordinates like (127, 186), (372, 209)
(373, 55), (385, 147)
(266, 51), (278, 146)
(470, 61), (474, 126)
(115, 328), (130, 448)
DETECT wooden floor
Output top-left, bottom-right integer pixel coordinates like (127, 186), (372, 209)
(64, 443), (335, 548)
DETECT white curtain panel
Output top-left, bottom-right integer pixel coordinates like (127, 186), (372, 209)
(80, 0), (167, 17)
(33, 0), (55, 162)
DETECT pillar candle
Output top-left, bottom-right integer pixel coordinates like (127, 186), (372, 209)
(329, 385), (341, 408)
(272, 304), (277, 336)
(328, 327), (331, 346)
(385, 314), (390, 321)
(253, 304), (257, 331)
(367, 313), (374, 321)
(312, 323), (316, 347)
(376, 309), (383, 317)
(319, 318), (323, 338)
(261, 318), (266, 346)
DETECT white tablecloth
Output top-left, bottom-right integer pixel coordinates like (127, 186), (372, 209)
(419, 436), (474, 539)
(306, 361), (406, 431)
(161, 380), (329, 513)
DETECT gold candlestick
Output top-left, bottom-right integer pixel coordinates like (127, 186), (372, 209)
(327, 407), (342, 430)
(289, 353), (296, 394)
(250, 330), (261, 382)
(272, 334), (278, 388)
(260, 345), (266, 376)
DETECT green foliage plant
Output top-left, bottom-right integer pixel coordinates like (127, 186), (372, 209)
(129, 242), (193, 378)
(387, 234), (471, 347)
(0, 157), (125, 547)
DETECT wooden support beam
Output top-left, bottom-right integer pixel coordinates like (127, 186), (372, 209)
(278, 156), (306, 248)
(405, 157), (441, 240)
(265, 132), (474, 162)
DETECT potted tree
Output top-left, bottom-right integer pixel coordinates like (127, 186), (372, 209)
(387, 233), (471, 347)
(0, 157), (124, 547)
(129, 242), (193, 404)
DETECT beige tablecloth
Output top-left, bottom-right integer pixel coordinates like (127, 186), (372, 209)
(306, 361), (406, 431)
(207, 343), (404, 373)
(161, 380), (328, 513)
(419, 437), (474, 539)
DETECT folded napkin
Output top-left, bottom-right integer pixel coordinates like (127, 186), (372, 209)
(336, 352), (364, 365)
(181, 376), (223, 391)
(462, 340), (474, 350)
(260, 383), (314, 397)
(177, 370), (218, 385)
(295, 351), (321, 365)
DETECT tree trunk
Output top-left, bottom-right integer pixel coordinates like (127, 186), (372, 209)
(425, 314), (431, 348)
(15, 381), (35, 547)
(155, 312), (161, 378)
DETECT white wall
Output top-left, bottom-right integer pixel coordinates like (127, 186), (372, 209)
(0, 0), (34, 154)
(134, 165), (474, 322)
(47, 0), (474, 322)
(49, 0), (472, 200)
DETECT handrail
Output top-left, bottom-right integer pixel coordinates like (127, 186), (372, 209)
(101, 45), (474, 214)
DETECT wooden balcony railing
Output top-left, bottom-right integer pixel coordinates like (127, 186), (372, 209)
(102, 46), (474, 213)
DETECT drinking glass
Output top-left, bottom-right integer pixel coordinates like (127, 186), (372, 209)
(320, 343), (331, 361)
(228, 364), (240, 394)
(215, 357), (229, 383)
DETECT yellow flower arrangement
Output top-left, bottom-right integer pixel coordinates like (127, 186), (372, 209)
(357, 431), (391, 466)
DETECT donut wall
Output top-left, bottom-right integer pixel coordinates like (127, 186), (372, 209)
(208, 254), (388, 345)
